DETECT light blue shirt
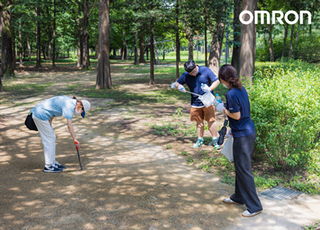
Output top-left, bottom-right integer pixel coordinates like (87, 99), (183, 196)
(31, 96), (76, 121)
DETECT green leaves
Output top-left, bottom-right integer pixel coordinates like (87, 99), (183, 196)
(250, 60), (320, 168)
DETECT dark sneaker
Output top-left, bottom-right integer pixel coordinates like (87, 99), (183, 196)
(44, 164), (63, 173)
(55, 161), (66, 170)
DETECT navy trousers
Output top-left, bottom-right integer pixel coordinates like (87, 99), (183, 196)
(230, 131), (263, 213)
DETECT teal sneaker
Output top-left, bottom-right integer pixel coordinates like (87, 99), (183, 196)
(209, 138), (220, 149)
(193, 139), (204, 148)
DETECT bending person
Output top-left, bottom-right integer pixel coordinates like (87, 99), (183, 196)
(175, 60), (221, 149)
(30, 95), (91, 173)
(219, 64), (263, 217)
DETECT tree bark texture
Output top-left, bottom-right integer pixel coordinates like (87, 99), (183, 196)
(36, 6), (41, 68)
(0, 0), (15, 82)
(121, 31), (127, 60)
(149, 19), (155, 85)
(208, 22), (224, 76)
(12, 28), (16, 70)
(188, 35), (193, 60)
(134, 30), (139, 65)
(27, 35), (31, 61)
(19, 19), (22, 67)
(82, 0), (90, 68)
(239, 0), (257, 79)
(139, 34), (145, 63)
(96, 0), (111, 89)
(231, 0), (241, 74)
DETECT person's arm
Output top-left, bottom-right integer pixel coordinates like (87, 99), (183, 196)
(67, 119), (80, 148)
(223, 108), (241, 120)
(209, 80), (220, 91)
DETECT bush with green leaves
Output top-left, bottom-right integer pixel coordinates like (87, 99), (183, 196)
(249, 60), (320, 168)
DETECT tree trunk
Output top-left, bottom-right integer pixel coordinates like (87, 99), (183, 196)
(149, 19), (155, 85)
(282, 24), (288, 58)
(36, 6), (41, 68)
(231, 0), (241, 74)
(208, 22), (224, 76)
(77, 2), (82, 68)
(134, 30), (139, 65)
(268, 24), (274, 62)
(239, 0), (257, 80)
(27, 35), (31, 61)
(95, 43), (98, 59)
(139, 33), (145, 63)
(0, 1), (15, 82)
(289, 24), (294, 58)
(52, 0), (56, 66)
(175, 0), (180, 78)
(188, 35), (193, 60)
(82, 0), (90, 68)
(42, 45), (46, 60)
(295, 25), (299, 50)
(96, 0), (111, 89)
(12, 28), (16, 70)
(18, 19), (23, 67)
(121, 31), (127, 60)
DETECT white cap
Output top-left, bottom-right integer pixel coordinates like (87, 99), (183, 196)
(81, 100), (91, 118)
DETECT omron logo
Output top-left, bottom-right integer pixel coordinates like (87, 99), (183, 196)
(240, 10), (312, 25)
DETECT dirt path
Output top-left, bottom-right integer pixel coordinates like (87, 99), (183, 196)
(1, 67), (320, 229)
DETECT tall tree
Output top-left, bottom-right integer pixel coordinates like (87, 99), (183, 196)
(82, 0), (90, 68)
(96, 0), (111, 89)
(239, 0), (257, 79)
(139, 33), (145, 63)
(0, 0), (15, 84)
(36, 5), (41, 68)
(231, 0), (241, 73)
(208, 22), (224, 75)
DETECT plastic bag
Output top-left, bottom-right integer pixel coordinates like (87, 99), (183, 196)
(198, 92), (215, 108)
(221, 135), (233, 162)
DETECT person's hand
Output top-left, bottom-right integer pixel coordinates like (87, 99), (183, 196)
(201, 84), (211, 93)
(74, 140), (80, 150)
(215, 102), (224, 112)
(178, 85), (186, 93)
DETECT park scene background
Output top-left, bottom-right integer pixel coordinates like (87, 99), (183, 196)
(1, 0), (320, 229)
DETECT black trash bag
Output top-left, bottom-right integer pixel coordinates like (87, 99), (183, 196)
(218, 119), (228, 145)
(25, 113), (38, 131)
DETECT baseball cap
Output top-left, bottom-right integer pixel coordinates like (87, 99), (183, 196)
(81, 100), (91, 118)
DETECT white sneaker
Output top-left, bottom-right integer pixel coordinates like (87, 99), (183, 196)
(242, 210), (261, 217)
(223, 198), (243, 205)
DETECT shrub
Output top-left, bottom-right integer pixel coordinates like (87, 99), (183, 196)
(294, 34), (320, 63)
(249, 60), (320, 168)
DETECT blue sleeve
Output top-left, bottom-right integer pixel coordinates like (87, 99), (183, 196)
(177, 73), (186, 85)
(226, 92), (240, 113)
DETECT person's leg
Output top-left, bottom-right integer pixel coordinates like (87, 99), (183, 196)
(203, 105), (220, 149)
(32, 114), (56, 166)
(190, 107), (205, 148)
(196, 120), (204, 138)
(230, 132), (263, 213)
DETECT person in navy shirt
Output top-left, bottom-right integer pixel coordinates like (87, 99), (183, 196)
(174, 60), (221, 148)
(218, 64), (263, 217)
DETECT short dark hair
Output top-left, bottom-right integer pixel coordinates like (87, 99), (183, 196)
(218, 64), (242, 90)
(184, 60), (196, 72)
